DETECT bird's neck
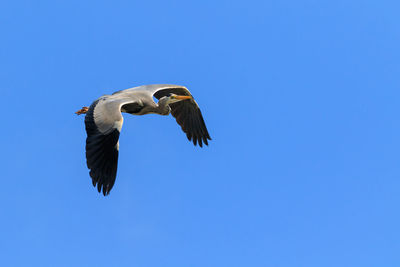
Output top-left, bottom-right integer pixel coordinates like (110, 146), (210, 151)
(155, 98), (171, 115)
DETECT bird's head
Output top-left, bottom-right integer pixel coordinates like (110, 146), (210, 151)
(157, 93), (193, 115)
(167, 93), (192, 104)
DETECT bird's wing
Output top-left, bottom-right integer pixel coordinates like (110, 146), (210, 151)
(84, 95), (141, 195)
(153, 86), (212, 147)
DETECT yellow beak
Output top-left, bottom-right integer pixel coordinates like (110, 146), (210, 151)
(173, 95), (192, 100)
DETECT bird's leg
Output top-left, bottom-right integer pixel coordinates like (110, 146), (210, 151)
(75, 107), (89, 115)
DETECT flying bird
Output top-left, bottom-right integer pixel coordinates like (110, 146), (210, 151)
(76, 84), (211, 196)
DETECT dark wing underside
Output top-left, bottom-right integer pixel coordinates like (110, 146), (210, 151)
(153, 87), (191, 99)
(84, 100), (120, 196)
(154, 88), (211, 147)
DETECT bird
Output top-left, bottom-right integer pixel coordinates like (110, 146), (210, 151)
(75, 84), (211, 196)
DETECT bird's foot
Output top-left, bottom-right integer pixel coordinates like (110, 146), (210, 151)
(75, 107), (89, 115)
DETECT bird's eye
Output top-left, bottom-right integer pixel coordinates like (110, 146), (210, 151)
(166, 93), (172, 97)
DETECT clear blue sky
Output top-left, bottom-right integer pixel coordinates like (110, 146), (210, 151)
(1, 0), (399, 266)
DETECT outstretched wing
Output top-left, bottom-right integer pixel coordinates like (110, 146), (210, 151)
(153, 86), (211, 147)
(84, 95), (140, 195)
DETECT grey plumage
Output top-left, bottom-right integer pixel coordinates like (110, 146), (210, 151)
(82, 84), (211, 195)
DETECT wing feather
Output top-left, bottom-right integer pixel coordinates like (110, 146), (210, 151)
(84, 95), (138, 195)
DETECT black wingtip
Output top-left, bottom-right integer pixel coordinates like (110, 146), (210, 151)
(97, 181), (102, 193)
(203, 137), (208, 146)
(90, 171), (114, 196)
(90, 175), (111, 196)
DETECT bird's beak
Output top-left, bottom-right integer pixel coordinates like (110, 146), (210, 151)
(172, 95), (192, 100)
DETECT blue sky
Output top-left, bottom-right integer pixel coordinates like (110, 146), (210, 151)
(1, 0), (399, 266)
